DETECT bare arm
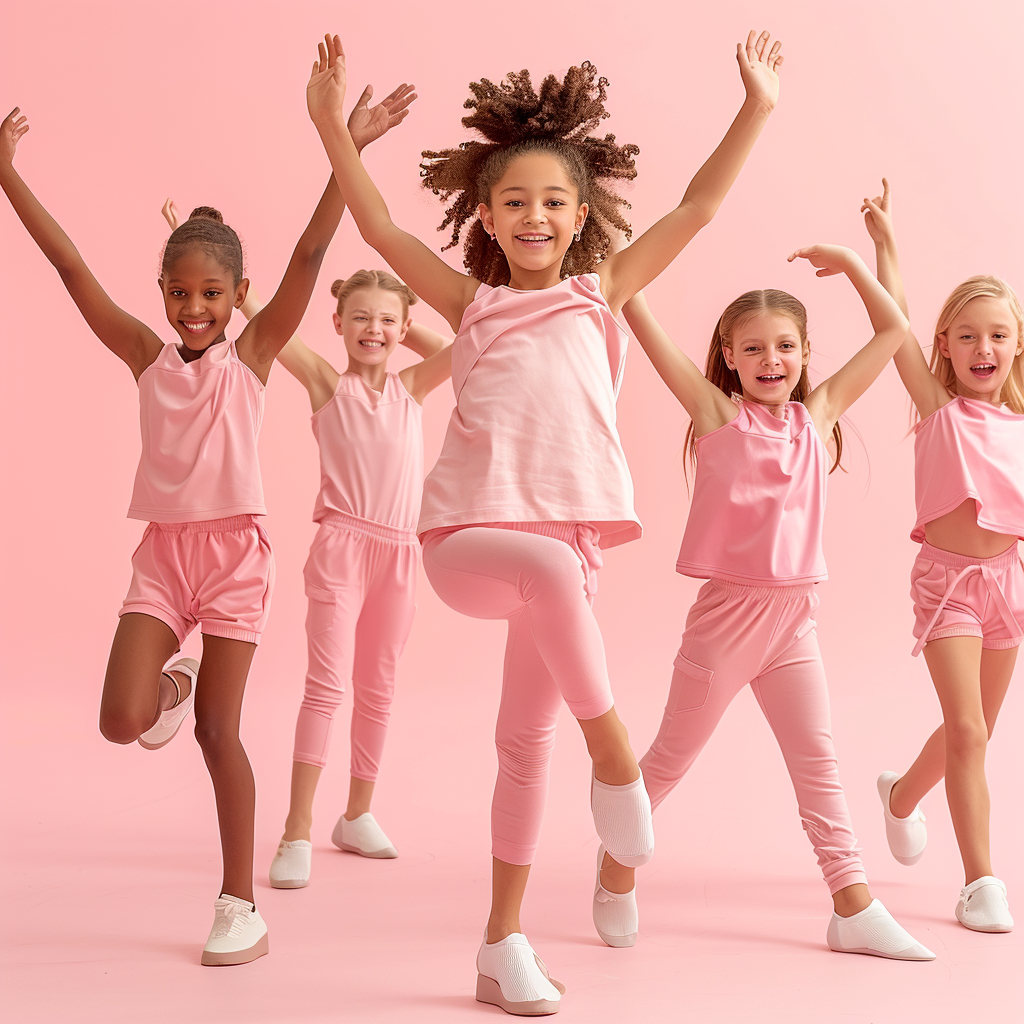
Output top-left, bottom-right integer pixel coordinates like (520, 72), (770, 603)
(861, 179), (949, 418)
(306, 34), (478, 330)
(598, 31), (782, 313)
(622, 291), (737, 436)
(399, 322), (453, 403)
(792, 244), (910, 437)
(1, 108), (163, 379)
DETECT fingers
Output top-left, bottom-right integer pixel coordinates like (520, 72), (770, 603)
(317, 41), (327, 74)
(787, 247), (817, 262)
(773, 54), (784, 72)
(325, 33), (336, 65)
(767, 39), (782, 64)
(881, 176), (891, 209)
(354, 84), (373, 108)
(754, 30), (770, 60)
(385, 87), (417, 115)
(310, 60), (320, 79)
(5, 106), (20, 123)
(744, 29), (756, 61)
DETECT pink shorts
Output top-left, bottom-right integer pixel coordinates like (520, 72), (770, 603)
(120, 515), (274, 645)
(911, 541), (1023, 656)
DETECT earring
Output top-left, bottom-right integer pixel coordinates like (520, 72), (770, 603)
(489, 232), (496, 241)
(574, 228), (582, 242)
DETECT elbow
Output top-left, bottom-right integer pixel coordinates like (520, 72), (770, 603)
(679, 197), (715, 231)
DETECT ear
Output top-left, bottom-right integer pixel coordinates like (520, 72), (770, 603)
(399, 315), (413, 343)
(721, 343), (737, 371)
(235, 278), (249, 308)
(936, 331), (950, 358)
(575, 202), (589, 233)
(332, 312), (344, 335)
(156, 278), (165, 294)
(477, 202), (496, 238)
(802, 344), (810, 367)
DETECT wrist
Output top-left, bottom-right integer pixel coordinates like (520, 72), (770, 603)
(741, 94), (775, 119)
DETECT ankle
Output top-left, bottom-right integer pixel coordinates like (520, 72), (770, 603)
(600, 851), (636, 894)
(344, 807), (370, 822)
(888, 777), (916, 819)
(282, 819), (312, 842)
(592, 752), (640, 787)
(485, 919), (521, 943)
(832, 883), (872, 918)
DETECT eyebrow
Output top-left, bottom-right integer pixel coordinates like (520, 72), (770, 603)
(167, 278), (228, 285)
(498, 185), (572, 195)
(954, 322), (1013, 331)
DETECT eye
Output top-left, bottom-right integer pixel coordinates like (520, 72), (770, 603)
(205, 291), (221, 298)
(505, 200), (524, 208)
(170, 289), (186, 298)
(545, 200), (565, 208)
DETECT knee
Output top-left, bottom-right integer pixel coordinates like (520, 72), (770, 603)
(99, 712), (148, 745)
(495, 738), (555, 783)
(193, 719), (239, 756)
(945, 717), (988, 760)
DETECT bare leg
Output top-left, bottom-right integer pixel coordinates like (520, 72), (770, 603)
(345, 777), (376, 820)
(282, 761), (322, 842)
(487, 859), (532, 942)
(193, 634), (258, 904)
(832, 883), (872, 917)
(890, 645), (1017, 818)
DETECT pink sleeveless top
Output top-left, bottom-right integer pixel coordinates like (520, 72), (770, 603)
(676, 401), (828, 585)
(417, 274), (640, 547)
(912, 396), (1024, 542)
(311, 371), (424, 531)
(128, 339), (266, 523)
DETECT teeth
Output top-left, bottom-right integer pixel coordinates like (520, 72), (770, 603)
(183, 322), (211, 332)
(360, 341), (384, 348)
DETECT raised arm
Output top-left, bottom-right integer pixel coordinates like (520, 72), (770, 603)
(399, 322), (453, 403)
(306, 34), (479, 330)
(622, 292), (737, 436)
(861, 179), (949, 418)
(793, 244), (910, 437)
(1, 108), (163, 379)
(597, 31), (782, 313)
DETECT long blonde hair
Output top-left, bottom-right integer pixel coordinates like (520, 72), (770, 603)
(930, 275), (1024, 413)
(684, 289), (844, 476)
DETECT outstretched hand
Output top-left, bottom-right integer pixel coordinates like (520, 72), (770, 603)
(307, 33), (348, 126)
(161, 197), (182, 232)
(788, 244), (857, 277)
(861, 178), (894, 246)
(347, 82), (417, 153)
(736, 30), (782, 111)
(1, 107), (29, 165)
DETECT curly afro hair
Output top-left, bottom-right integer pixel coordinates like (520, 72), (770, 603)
(420, 62), (639, 286)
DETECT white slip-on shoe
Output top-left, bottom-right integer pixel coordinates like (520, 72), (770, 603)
(590, 769), (654, 869)
(956, 877), (1014, 932)
(826, 898), (935, 960)
(593, 844), (637, 947)
(476, 932), (564, 1016)
(877, 772), (927, 866)
(138, 658), (199, 750)
(201, 894), (269, 966)
(331, 812), (398, 859)
(269, 839), (312, 889)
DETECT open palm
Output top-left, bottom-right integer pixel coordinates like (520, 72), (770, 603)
(347, 83), (417, 152)
(1, 107), (29, 164)
(737, 30), (783, 111)
(306, 34), (348, 125)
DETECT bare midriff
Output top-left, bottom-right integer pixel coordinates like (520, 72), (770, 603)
(924, 498), (1019, 559)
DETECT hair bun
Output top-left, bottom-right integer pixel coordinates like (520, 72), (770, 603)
(188, 206), (224, 223)
(330, 278), (345, 299)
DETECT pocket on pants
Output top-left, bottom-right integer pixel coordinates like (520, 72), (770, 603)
(668, 652), (715, 713)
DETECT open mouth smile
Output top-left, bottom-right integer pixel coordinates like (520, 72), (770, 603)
(181, 320), (213, 335)
(970, 363), (996, 378)
(359, 340), (385, 349)
(756, 374), (786, 385)
(514, 234), (554, 248)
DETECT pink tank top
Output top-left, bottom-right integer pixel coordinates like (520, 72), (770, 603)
(417, 274), (641, 547)
(676, 400), (828, 585)
(912, 396), (1024, 542)
(311, 371), (424, 531)
(128, 339), (266, 523)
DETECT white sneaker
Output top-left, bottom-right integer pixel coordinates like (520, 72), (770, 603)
(331, 812), (397, 858)
(476, 932), (564, 1015)
(138, 658), (199, 750)
(201, 894), (269, 966)
(826, 898), (935, 960)
(876, 772), (927, 865)
(593, 844), (637, 947)
(269, 839), (312, 889)
(956, 877), (1014, 932)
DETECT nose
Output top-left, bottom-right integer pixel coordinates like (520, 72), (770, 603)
(523, 202), (547, 225)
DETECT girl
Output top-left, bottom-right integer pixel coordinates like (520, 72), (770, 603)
(863, 180), (1022, 932)
(307, 29), (784, 1014)
(0, 71), (408, 965)
(602, 240), (934, 960)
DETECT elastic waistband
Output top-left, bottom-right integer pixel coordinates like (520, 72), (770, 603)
(319, 510), (418, 544)
(709, 578), (817, 603)
(152, 515), (260, 534)
(919, 540), (1020, 572)
(498, 520), (600, 546)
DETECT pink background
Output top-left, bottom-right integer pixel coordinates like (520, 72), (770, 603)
(2, 1), (1022, 1021)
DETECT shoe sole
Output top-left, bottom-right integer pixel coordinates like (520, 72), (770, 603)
(335, 842), (398, 859)
(956, 908), (1014, 933)
(475, 974), (563, 1016)
(201, 932), (269, 966)
(269, 877), (308, 889)
(137, 717), (189, 750)
(827, 943), (934, 961)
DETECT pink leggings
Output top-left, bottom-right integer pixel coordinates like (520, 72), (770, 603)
(640, 579), (867, 895)
(293, 513), (418, 781)
(422, 522), (612, 865)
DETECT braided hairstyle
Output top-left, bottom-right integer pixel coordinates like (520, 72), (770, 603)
(420, 62), (639, 286)
(160, 206), (244, 286)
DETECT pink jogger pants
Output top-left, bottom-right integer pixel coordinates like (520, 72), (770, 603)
(422, 522), (613, 865)
(293, 513), (418, 781)
(640, 579), (867, 894)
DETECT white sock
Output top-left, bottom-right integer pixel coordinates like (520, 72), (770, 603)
(827, 899), (934, 960)
(331, 812), (398, 858)
(591, 772), (654, 867)
(269, 839), (312, 887)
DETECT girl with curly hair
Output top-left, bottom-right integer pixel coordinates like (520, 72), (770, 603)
(307, 29), (782, 1014)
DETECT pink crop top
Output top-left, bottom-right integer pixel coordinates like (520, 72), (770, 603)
(417, 274), (641, 547)
(311, 371), (424, 531)
(128, 339), (266, 523)
(676, 400), (828, 585)
(912, 395), (1024, 542)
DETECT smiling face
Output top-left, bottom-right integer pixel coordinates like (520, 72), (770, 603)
(722, 311), (808, 405)
(159, 248), (247, 353)
(937, 295), (1023, 403)
(477, 151), (588, 286)
(335, 286), (410, 368)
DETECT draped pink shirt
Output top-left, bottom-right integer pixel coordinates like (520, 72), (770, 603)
(676, 400), (828, 585)
(311, 371), (424, 531)
(912, 395), (1024, 542)
(417, 274), (641, 547)
(128, 339), (266, 523)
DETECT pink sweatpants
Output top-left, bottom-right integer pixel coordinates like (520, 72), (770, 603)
(422, 522), (612, 865)
(640, 579), (867, 895)
(293, 512), (418, 781)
